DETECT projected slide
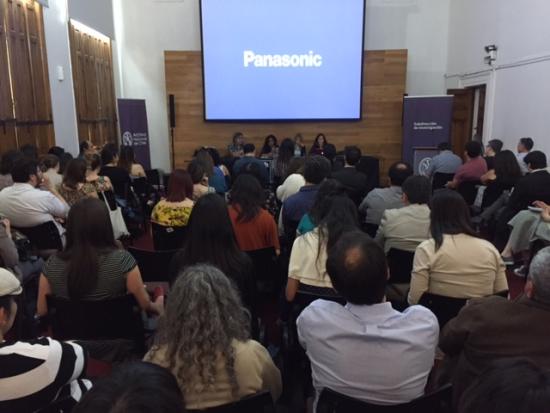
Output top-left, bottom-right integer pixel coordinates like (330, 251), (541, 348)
(200, 0), (365, 121)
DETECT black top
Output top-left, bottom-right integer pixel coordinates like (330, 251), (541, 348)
(482, 175), (519, 208)
(100, 166), (131, 199)
(507, 170), (550, 214)
(331, 167), (369, 205)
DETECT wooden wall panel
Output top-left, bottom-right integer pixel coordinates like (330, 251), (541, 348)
(165, 50), (407, 180)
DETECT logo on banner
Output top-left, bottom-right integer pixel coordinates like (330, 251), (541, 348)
(122, 131), (133, 146)
(418, 158), (432, 176)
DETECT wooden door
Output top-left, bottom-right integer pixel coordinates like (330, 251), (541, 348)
(447, 88), (475, 158)
(0, 0), (17, 151)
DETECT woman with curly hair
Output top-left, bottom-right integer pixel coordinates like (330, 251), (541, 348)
(145, 264), (282, 410)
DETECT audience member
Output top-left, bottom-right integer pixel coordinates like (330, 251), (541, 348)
(282, 155), (331, 238)
(273, 138), (295, 183)
(228, 132), (245, 158)
(188, 158), (214, 201)
(100, 147), (131, 200)
(294, 133), (306, 157)
(0, 218), (19, 277)
(260, 134), (279, 158)
(57, 159), (98, 207)
(483, 139), (503, 170)
(286, 196), (358, 302)
(375, 175), (431, 253)
(297, 179), (346, 235)
(408, 190), (508, 305)
(516, 137), (534, 175)
(145, 264), (282, 410)
(239, 161), (279, 217)
(232, 144), (269, 185)
(151, 169), (194, 228)
(206, 147), (230, 193)
(425, 142), (462, 178)
(309, 133), (336, 161)
(73, 362), (186, 413)
(48, 145), (65, 158)
(297, 231), (439, 407)
(118, 145), (146, 178)
(36, 198), (163, 316)
(85, 153), (113, 193)
(331, 146), (368, 205)
(228, 175), (280, 253)
(78, 140), (96, 158)
(195, 148), (227, 194)
(359, 161), (413, 230)
(0, 158), (68, 236)
(0, 269), (91, 412)
(458, 359), (550, 413)
(58, 152), (74, 175)
(440, 247), (550, 404)
(0, 150), (23, 190)
(276, 157), (306, 203)
(447, 141), (487, 189)
(40, 154), (62, 188)
(481, 149), (522, 208)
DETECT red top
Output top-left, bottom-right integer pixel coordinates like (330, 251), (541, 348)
(228, 205), (280, 252)
(454, 156), (488, 185)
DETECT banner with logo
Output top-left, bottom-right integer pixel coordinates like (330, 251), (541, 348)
(402, 96), (454, 175)
(117, 99), (151, 170)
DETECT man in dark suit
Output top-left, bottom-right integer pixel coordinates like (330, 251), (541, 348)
(507, 151), (550, 214)
(440, 246), (550, 405)
(331, 146), (368, 205)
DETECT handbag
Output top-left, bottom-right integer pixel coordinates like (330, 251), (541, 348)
(99, 191), (130, 240)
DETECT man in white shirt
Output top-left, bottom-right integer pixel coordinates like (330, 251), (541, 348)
(297, 231), (439, 407)
(516, 137), (534, 175)
(0, 158), (68, 236)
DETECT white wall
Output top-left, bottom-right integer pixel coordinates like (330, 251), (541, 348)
(447, 0), (550, 156)
(42, 0), (79, 155)
(68, 0), (114, 39)
(113, 0), (451, 171)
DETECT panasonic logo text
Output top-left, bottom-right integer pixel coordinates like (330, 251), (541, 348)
(243, 51), (323, 68)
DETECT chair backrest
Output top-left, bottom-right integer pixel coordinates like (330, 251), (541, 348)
(457, 180), (481, 205)
(387, 249), (415, 284)
(356, 156), (380, 193)
(14, 221), (63, 251)
(317, 384), (452, 413)
(151, 222), (188, 251)
(246, 247), (281, 293)
(418, 293), (468, 329)
(46, 294), (144, 344)
(128, 246), (177, 282)
(432, 173), (454, 192)
(186, 391), (275, 413)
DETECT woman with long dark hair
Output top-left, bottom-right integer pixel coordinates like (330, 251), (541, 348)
(260, 135), (279, 158)
(37, 198), (163, 315)
(57, 159), (98, 207)
(309, 133), (336, 160)
(297, 179), (346, 235)
(151, 169), (194, 227)
(273, 138), (295, 183)
(408, 190), (508, 305)
(286, 195), (358, 302)
(118, 146), (146, 178)
(228, 175), (280, 254)
(482, 149), (523, 208)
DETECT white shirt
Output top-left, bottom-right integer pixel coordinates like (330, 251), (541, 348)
(0, 183), (69, 233)
(375, 204), (431, 253)
(517, 152), (529, 175)
(288, 229), (332, 289)
(297, 300), (439, 407)
(276, 173), (305, 202)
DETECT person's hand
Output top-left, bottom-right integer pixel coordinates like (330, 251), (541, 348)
(1, 218), (11, 238)
(533, 201), (550, 210)
(150, 295), (165, 316)
(40, 174), (53, 191)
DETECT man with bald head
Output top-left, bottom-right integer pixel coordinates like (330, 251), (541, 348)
(440, 247), (550, 404)
(297, 231), (439, 407)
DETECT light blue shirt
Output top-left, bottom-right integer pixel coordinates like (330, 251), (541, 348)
(297, 300), (439, 407)
(426, 150), (463, 177)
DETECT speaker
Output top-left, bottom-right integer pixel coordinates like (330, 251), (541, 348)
(169, 94), (176, 129)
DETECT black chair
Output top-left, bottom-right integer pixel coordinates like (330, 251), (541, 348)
(145, 169), (164, 192)
(457, 180), (481, 206)
(387, 249), (415, 284)
(186, 391), (275, 413)
(128, 247), (177, 283)
(14, 221), (63, 252)
(356, 156), (380, 194)
(432, 173), (454, 192)
(317, 384), (452, 413)
(151, 222), (188, 251)
(418, 293), (468, 329)
(246, 247), (281, 294)
(46, 295), (144, 346)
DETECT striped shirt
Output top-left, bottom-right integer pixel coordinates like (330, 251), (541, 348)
(0, 337), (91, 412)
(43, 250), (137, 300)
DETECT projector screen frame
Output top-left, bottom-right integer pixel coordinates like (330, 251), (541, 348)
(198, 0), (367, 123)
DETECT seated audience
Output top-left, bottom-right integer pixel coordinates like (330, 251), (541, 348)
(297, 231), (439, 407)
(0, 150), (23, 190)
(273, 138), (295, 183)
(145, 264), (282, 410)
(170, 193), (256, 316)
(48, 145), (65, 158)
(447, 141), (487, 189)
(78, 140), (97, 159)
(516, 136), (534, 175)
(282, 155), (331, 238)
(375, 175), (431, 254)
(40, 154), (62, 187)
(228, 131), (245, 158)
(0, 269), (91, 412)
(36, 198), (163, 316)
(239, 162), (279, 217)
(232, 144), (269, 185)
(0, 158), (68, 236)
(118, 145), (146, 178)
(57, 159), (98, 207)
(151, 169), (194, 228)
(59, 152), (74, 176)
(359, 161), (413, 229)
(260, 134), (279, 158)
(408, 190), (508, 305)
(458, 359), (550, 413)
(331, 146), (368, 205)
(85, 153), (113, 193)
(481, 149), (522, 208)
(425, 142), (462, 178)
(201, 148), (228, 194)
(309, 133), (336, 161)
(297, 179), (346, 235)
(276, 157), (306, 203)
(440, 247), (550, 404)
(73, 362), (185, 413)
(228, 175), (280, 253)
(99, 146), (131, 200)
(294, 133), (306, 157)
(188, 159), (214, 201)
(286, 196), (358, 302)
(483, 139), (503, 170)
